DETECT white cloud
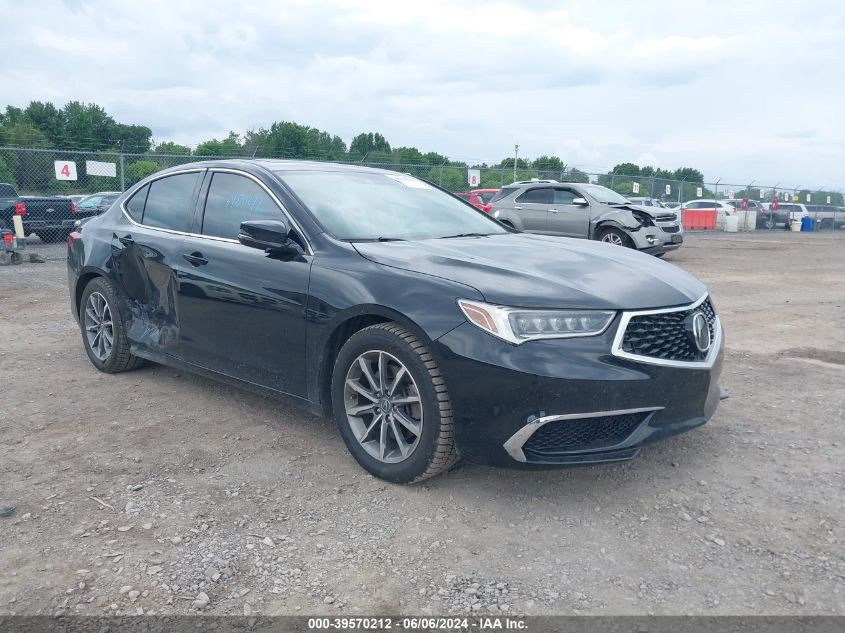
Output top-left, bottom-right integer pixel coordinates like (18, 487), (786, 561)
(0, 0), (842, 187)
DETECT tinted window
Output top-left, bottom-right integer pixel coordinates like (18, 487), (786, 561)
(490, 187), (518, 203)
(516, 188), (552, 204)
(0, 184), (17, 197)
(142, 172), (202, 232)
(477, 191), (497, 203)
(125, 185), (149, 222)
(202, 173), (281, 240)
(553, 189), (577, 205)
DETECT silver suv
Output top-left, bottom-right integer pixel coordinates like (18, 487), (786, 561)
(489, 181), (683, 256)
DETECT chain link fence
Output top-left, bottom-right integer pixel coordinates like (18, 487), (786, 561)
(2, 145), (843, 244)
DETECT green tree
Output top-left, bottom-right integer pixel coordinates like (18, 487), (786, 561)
(154, 141), (192, 155)
(531, 155), (563, 171)
(195, 132), (242, 157)
(349, 132), (390, 158)
(124, 160), (160, 186)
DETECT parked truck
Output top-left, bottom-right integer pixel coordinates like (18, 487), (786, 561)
(0, 183), (78, 242)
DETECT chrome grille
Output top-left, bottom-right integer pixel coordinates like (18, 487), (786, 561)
(620, 297), (717, 363)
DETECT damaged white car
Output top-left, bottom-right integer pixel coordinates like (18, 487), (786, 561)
(489, 180), (683, 257)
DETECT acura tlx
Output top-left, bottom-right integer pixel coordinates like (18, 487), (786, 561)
(67, 160), (724, 483)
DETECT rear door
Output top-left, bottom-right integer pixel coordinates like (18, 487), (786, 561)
(110, 170), (205, 359)
(176, 169), (311, 397)
(512, 187), (551, 232)
(545, 187), (590, 237)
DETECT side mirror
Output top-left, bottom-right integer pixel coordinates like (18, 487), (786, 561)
(572, 197), (589, 206)
(239, 219), (296, 252)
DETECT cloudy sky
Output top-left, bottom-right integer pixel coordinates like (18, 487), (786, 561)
(1, 0), (842, 187)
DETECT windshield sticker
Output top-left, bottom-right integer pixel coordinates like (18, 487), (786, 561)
(383, 173), (432, 189)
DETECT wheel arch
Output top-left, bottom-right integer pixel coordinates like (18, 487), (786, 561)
(74, 268), (107, 320)
(314, 305), (434, 416)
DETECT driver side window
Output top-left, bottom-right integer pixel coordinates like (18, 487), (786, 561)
(202, 172), (281, 240)
(552, 189), (577, 205)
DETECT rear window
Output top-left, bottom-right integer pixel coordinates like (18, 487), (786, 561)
(515, 188), (552, 204)
(490, 187), (518, 203)
(125, 185), (149, 222)
(477, 191), (497, 203)
(142, 172), (202, 232)
(454, 193), (471, 201)
(0, 184), (17, 197)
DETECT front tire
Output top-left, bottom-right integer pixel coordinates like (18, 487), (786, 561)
(331, 323), (458, 483)
(597, 227), (634, 248)
(79, 277), (145, 373)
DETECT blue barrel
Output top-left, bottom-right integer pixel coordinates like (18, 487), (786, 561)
(801, 216), (815, 231)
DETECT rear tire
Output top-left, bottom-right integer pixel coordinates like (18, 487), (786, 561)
(597, 227), (634, 248)
(79, 277), (145, 373)
(331, 322), (458, 483)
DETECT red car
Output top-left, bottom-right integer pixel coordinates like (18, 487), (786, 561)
(455, 188), (499, 213)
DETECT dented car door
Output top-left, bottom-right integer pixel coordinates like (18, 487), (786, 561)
(110, 170), (204, 359)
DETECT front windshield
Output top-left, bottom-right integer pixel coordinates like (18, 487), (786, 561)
(277, 170), (507, 240)
(579, 184), (631, 204)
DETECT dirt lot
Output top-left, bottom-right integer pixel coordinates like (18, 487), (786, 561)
(0, 232), (843, 617)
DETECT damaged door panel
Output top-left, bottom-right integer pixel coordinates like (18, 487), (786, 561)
(109, 170), (205, 358)
(111, 227), (186, 356)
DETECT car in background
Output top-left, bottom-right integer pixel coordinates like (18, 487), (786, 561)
(67, 194), (88, 205)
(680, 199), (735, 230)
(664, 201), (682, 209)
(628, 197), (668, 208)
(454, 190), (494, 213)
(760, 202), (810, 229)
(0, 183), (77, 242)
(805, 204), (844, 230)
(490, 180), (682, 256)
(67, 159), (723, 483)
(470, 188), (499, 205)
(722, 198), (767, 229)
(74, 191), (122, 219)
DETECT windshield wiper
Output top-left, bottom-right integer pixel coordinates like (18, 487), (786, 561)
(438, 232), (491, 239)
(348, 237), (406, 242)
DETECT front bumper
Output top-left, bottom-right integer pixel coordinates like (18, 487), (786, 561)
(630, 224), (684, 254)
(431, 313), (723, 469)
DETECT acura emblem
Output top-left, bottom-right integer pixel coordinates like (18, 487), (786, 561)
(690, 312), (711, 353)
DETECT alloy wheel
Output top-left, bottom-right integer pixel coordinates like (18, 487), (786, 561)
(343, 350), (423, 463)
(601, 232), (624, 246)
(84, 291), (114, 361)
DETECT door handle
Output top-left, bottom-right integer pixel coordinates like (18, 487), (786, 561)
(514, 206), (523, 210)
(117, 235), (134, 246)
(550, 208), (559, 213)
(183, 252), (209, 267)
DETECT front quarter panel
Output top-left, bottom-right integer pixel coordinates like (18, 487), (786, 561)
(304, 235), (484, 408)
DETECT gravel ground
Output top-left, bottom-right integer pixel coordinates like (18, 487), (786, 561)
(0, 232), (843, 617)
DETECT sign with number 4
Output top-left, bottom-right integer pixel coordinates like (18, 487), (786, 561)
(54, 160), (78, 181)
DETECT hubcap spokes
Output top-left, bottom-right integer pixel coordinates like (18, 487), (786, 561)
(84, 292), (114, 361)
(603, 233), (623, 246)
(344, 350), (423, 463)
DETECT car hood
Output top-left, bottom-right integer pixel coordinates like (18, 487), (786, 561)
(353, 233), (706, 310)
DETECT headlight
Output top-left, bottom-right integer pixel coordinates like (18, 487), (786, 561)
(458, 299), (615, 344)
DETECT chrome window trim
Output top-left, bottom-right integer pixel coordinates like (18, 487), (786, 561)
(610, 294), (722, 369)
(503, 406), (664, 463)
(118, 167), (312, 254)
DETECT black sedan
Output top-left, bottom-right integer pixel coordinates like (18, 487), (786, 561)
(67, 160), (724, 483)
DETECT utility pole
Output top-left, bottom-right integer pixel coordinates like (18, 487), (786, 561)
(513, 143), (519, 183)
